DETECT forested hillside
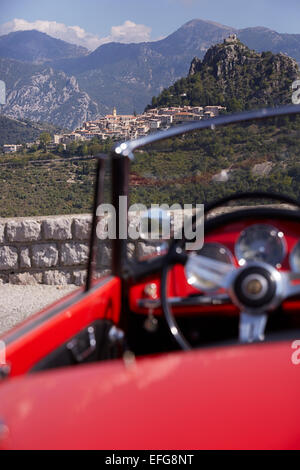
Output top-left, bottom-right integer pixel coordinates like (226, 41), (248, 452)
(148, 37), (299, 112)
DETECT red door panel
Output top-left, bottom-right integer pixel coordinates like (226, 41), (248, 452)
(1, 276), (121, 378)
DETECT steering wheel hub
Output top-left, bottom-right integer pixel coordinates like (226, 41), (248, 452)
(233, 265), (278, 310)
(243, 276), (265, 296)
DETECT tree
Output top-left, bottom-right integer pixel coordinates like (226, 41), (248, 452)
(28, 144), (38, 153)
(90, 143), (102, 155)
(57, 144), (65, 154)
(39, 132), (51, 152)
(66, 142), (78, 156)
(79, 144), (89, 156)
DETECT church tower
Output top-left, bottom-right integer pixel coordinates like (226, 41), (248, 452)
(113, 107), (117, 117)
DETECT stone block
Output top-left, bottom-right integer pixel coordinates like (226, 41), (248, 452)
(0, 224), (5, 243)
(43, 270), (73, 285)
(0, 246), (18, 270)
(43, 217), (72, 240)
(73, 217), (92, 241)
(32, 244), (58, 268)
(6, 220), (41, 242)
(61, 242), (89, 266)
(73, 270), (87, 286)
(20, 247), (31, 268)
(9, 272), (42, 285)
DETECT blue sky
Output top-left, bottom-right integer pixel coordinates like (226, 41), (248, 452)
(0, 0), (299, 50)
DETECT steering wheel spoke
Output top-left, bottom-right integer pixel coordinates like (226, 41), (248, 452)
(239, 311), (268, 343)
(185, 253), (236, 290)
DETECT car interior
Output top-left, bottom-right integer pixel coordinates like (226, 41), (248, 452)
(2, 106), (300, 380)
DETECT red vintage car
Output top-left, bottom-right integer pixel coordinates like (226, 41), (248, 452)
(0, 105), (300, 450)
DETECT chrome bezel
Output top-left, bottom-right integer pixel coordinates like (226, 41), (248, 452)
(289, 239), (300, 273)
(234, 223), (287, 267)
(227, 261), (285, 313)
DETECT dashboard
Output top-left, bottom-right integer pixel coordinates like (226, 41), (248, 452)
(129, 216), (300, 316)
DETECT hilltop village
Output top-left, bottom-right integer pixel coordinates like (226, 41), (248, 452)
(2, 105), (225, 153)
(70, 105), (226, 142)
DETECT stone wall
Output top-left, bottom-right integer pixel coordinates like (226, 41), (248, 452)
(0, 215), (92, 286)
(0, 205), (289, 285)
(0, 209), (195, 285)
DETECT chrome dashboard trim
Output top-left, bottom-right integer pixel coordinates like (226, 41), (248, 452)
(138, 293), (231, 309)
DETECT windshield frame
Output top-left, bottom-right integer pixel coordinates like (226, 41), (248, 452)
(112, 104), (300, 159)
(106, 104), (300, 280)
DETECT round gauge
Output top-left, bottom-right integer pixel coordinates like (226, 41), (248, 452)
(290, 240), (300, 272)
(185, 242), (234, 291)
(235, 224), (286, 267)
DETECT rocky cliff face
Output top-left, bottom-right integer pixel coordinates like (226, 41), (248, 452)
(0, 59), (99, 129)
(189, 37), (299, 80)
(152, 37), (300, 111)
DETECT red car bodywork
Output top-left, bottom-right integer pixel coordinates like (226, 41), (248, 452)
(0, 215), (300, 449)
(1, 106), (300, 450)
(2, 276), (121, 378)
(0, 340), (299, 450)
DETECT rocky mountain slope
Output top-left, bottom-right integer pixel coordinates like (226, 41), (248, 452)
(149, 36), (299, 111)
(0, 58), (99, 129)
(238, 27), (300, 63)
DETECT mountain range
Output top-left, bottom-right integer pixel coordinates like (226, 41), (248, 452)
(0, 57), (99, 129)
(0, 19), (300, 128)
(0, 29), (88, 63)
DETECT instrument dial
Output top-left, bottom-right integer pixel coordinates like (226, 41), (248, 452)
(235, 224), (286, 267)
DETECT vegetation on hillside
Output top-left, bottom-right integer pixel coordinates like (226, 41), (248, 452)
(0, 115), (64, 146)
(0, 158), (97, 217)
(130, 115), (300, 206)
(1, 114), (300, 217)
(0, 137), (113, 217)
(147, 39), (299, 112)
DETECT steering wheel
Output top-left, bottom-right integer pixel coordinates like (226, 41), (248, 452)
(160, 192), (300, 350)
